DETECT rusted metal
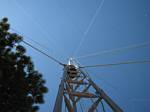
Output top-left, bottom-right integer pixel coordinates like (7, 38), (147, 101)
(54, 60), (123, 112)
(88, 98), (102, 112)
(70, 92), (98, 98)
(67, 80), (88, 85)
(75, 84), (91, 104)
(64, 94), (74, 112)
(53, 67), (66, 112)
(89, 78), (123, 112)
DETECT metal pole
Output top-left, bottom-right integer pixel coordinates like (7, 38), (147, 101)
(89, 79), (123, 112)
(53, 66), (67, 112)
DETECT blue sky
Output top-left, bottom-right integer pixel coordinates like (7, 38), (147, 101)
(0, 0), (150, 111)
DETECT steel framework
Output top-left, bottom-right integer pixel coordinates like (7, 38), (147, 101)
(53, 59), (123, 112)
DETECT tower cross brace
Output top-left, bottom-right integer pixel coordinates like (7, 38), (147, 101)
(53, 59), (123, 112)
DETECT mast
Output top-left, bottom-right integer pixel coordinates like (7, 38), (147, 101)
(53, 58), (123, 112)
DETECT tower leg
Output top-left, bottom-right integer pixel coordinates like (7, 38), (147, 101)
(89, 79), (123, 112)
(53, 67), (67, 112)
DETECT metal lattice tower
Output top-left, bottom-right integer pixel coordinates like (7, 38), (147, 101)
(17, 29), (150, 112)
(53, 58), (123, 112)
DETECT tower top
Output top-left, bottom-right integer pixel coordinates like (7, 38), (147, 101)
(68, 58), (79, 68)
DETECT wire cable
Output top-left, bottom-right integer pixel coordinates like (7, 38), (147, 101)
(79, 100), (84, 112)
(14, 0), (68, 58)
(90, 98), (98, 112)
(80, 59), (150, 68)
(101, 101), (106, 112)
(10, 27), (50, 51)
(78, 59), (130, 108)
(76, 41), (150, 59)
(13, 0), (57, 44)
(73, 0), (105, 57)
(22, 40), (64, 65)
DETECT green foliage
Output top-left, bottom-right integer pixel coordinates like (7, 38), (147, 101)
(0, 18), (48, 112)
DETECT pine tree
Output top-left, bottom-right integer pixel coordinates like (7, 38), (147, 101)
(0, 18), (48, 112)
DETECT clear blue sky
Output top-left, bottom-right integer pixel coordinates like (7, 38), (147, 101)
(0, 0), (150, 111)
